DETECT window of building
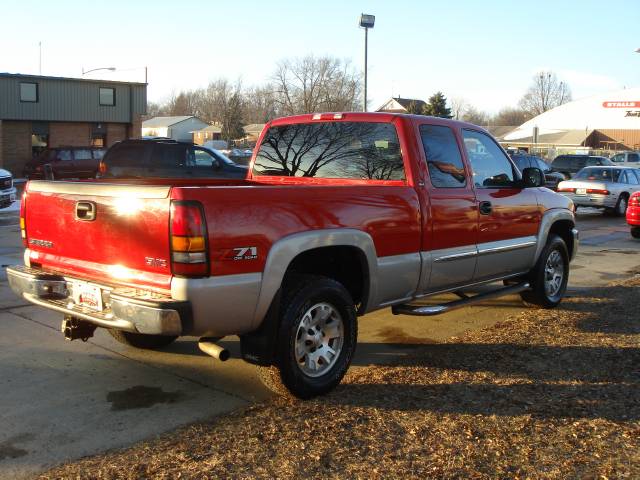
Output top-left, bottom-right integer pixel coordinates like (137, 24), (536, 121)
(20, 82), (38, 102)
(31, 122), (49, 157)
(99, 87), (115, 106)
(253, 121), (405, 180)
(420, 124), (466, 188)
(462, 129), (515, 188)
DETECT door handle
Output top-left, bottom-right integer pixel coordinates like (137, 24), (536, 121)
(75, 201), (96, 221)
(479, 201), (492, 215)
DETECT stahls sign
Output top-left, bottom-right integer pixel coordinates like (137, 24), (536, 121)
(602, 101), (640, 108)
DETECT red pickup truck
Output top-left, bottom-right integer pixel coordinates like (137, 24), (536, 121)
(8, 113), (578, 399)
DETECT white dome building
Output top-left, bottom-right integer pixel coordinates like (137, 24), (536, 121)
(503, 87), (640, 153)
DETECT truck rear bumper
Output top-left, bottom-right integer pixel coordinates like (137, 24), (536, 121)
(7, 265), (185, 336)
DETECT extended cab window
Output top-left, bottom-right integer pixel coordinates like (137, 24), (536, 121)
(253, 121), (405, 180)
(420, 124), (466, 188)
(462, 129), (515, 188)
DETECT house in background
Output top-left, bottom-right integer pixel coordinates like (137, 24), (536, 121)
(193, 124), (222, 145)
(0, 73), (146, 175)
(376, 97), (427, 114)
(243, 124), (266, 144)
(142, 115), (208, 142)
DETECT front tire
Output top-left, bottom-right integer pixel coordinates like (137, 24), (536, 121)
(520, 234), (569, 308)
(258, 275), (357, 400)
(631, 226), (640, 239)
(108, 330), (178, 349)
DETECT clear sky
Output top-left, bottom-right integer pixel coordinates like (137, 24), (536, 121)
(2, 0), (639, 113)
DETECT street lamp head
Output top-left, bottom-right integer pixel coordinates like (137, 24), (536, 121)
(359, 13), (375, 28)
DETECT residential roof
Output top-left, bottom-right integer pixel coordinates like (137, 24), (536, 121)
(197, 124), (222, 133)
(142, 116), (198, 128)
(376, 97), (427, 113)
(243, 124), (266, 135)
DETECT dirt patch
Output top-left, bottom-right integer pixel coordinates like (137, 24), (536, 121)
(376, 326), (437, 345)
(43, 280), (640, 479)
(106, 386), (183, 411)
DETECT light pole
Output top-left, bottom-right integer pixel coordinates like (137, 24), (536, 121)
(82, 67), (116, 76)
(359, 13), (375, 112)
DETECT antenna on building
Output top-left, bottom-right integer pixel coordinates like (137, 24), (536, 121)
(38, 41), (42, 75)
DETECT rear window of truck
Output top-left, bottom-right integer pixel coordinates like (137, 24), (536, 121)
(252, 122), (405, 180)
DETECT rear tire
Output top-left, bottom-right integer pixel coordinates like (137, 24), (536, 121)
(631, 226), (640, 239)
(520, 234), (569, 309)
(108, 330), (178, 349)
(258, 275), (357, 400)
(615, 194), (629, 217)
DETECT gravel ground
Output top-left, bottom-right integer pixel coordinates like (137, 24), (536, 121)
(42, 278), (640, 479)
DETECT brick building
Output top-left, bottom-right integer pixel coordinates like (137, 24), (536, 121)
(0, 73), (146, 175)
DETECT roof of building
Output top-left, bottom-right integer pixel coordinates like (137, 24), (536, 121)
(0, 72), (146, 86)
(197, 124), (222, 133)
(504, 129), (594, 146)
(376, 97), (427, 113)
(504, 86), (640, 142)
(483, 126), (519, 141)
(142, 116), (202, 128)
(243, 124), (266, 135)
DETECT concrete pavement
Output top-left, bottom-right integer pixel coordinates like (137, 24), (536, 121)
(0, 206), (638, 478)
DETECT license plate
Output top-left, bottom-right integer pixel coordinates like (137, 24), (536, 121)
(576, 188), (587, 195)
(72, 282), (103, 311)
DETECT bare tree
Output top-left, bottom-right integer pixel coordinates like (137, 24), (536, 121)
(491, 107), (532, 126)
(272, 55), (362, 115)
(244, 84), (279, 123)
(461, 105), (489, 126)
(450, 97), (469, 120)
(519, 71), (571, 116)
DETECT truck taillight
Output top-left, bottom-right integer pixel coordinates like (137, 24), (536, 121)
(170, 201), (209, 276)
(20, 192), (27, 247)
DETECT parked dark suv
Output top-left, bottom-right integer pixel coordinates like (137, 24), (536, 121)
(551, 154), (613, 179)
(24, 147), (106, 179)
(98, 139), (248, 179)
(510, 153), (566, 190)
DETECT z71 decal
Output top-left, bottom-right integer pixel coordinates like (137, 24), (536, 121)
(228, 247), (258, 261)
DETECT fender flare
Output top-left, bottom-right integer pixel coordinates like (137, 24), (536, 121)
(251, 228), (378, 328)
(534, 208), (576, 262)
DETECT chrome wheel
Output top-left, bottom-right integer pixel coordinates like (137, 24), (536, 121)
(295, 302), (344, 378)
(544, 250), (565, 297)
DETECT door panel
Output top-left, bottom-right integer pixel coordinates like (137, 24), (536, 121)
(461, 129), (541, 281)
(416, 123), (478, 293)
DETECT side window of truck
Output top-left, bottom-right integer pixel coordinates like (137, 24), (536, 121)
(253, 122), (405, 180)
(462, 129), (515, 188)
(419, 124), (466, 188)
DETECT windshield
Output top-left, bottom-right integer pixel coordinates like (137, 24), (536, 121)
(574, 168), (620, 182)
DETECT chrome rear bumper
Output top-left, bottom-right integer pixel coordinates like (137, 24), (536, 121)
(7, 265), (185, 335)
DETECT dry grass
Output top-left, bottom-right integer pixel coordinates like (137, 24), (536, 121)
(42, 279), (640, 479)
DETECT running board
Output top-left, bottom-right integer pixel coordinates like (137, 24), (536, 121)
(391, 282), (530, 316)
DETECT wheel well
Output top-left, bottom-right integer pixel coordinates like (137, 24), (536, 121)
(284, 246), (369, 311)
(549, 220), (575, 259)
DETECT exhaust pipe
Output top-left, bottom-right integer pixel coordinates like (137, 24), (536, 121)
(199, 338), (230, 362)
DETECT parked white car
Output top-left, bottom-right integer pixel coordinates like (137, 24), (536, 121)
(557, 166), (640, 216)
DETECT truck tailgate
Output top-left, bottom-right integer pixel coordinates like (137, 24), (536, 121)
(24, 181), (173, 292)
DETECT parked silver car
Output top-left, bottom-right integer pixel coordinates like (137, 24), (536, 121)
(557, 166), (640, 216)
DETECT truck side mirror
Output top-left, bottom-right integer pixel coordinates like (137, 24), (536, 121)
(521, 167), (544, 188)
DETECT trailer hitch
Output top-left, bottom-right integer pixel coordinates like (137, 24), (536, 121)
(61, 316), (96, 341)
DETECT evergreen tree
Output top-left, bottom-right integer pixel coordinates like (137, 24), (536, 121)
(423, 91), (452, 118)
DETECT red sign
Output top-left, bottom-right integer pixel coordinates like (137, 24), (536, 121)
(602, 101), (640, 108)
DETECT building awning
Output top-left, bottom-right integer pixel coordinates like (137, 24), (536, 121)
(502, 129), (594, 146)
